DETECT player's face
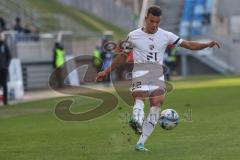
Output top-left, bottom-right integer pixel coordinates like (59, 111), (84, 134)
(145, 14), (161, 34)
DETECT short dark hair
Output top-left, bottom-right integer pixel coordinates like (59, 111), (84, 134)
(147, 6), (162, 16)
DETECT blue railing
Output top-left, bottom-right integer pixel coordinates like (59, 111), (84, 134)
(179, 0), (195, 38)
(191, 0), (206, 36)
(179, 0), (214, 38)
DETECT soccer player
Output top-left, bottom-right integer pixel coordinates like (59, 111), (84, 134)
(96, 6), (220, 151)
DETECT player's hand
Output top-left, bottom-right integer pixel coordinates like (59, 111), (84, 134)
(207, 41), (220, 48)
(96, 71), (108, 82)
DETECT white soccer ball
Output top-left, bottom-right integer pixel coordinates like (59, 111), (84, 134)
(159, 109), (179, 130)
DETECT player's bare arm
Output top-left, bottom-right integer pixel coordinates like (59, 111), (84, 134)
(180, 40), (220, 50)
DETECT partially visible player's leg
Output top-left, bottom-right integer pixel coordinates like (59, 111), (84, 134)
(136, 89), (165, 151)
(129, 91), (146, 134)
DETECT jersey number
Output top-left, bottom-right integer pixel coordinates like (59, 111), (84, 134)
(147, 52), (157, 61)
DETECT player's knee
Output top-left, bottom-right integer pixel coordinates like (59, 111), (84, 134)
(151, 98), (164, 107)
(159, 99), (164, 106)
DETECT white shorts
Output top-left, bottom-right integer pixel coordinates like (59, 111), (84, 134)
(131, 70), (166, 93)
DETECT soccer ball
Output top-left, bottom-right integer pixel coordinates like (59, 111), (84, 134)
(159, 109), (179, 130)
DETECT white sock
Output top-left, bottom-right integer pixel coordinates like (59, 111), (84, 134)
(137, 107), (160, 145)
(132, 99), (145, 126)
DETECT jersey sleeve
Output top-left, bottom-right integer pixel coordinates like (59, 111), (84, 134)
(166, 31), (183, 47)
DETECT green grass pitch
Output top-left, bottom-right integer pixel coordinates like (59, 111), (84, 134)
(0, 75), (240, 160)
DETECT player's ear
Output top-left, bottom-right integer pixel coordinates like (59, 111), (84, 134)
(145, 15), (148, 21)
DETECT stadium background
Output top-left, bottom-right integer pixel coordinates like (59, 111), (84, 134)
(0, 0), (240, 159)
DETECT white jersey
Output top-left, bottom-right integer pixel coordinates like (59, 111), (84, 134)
(128, 27), (182, 65)
(127, 28), (182, 92)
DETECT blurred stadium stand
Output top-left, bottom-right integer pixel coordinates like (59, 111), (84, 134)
(0, 0), (37, 29)
(155, 0), (185, 33)
(178, 0), (240, 76)
(0, 0), (94, 32)
(0, 0), (105, 90)
(58, 0), (137, 29)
